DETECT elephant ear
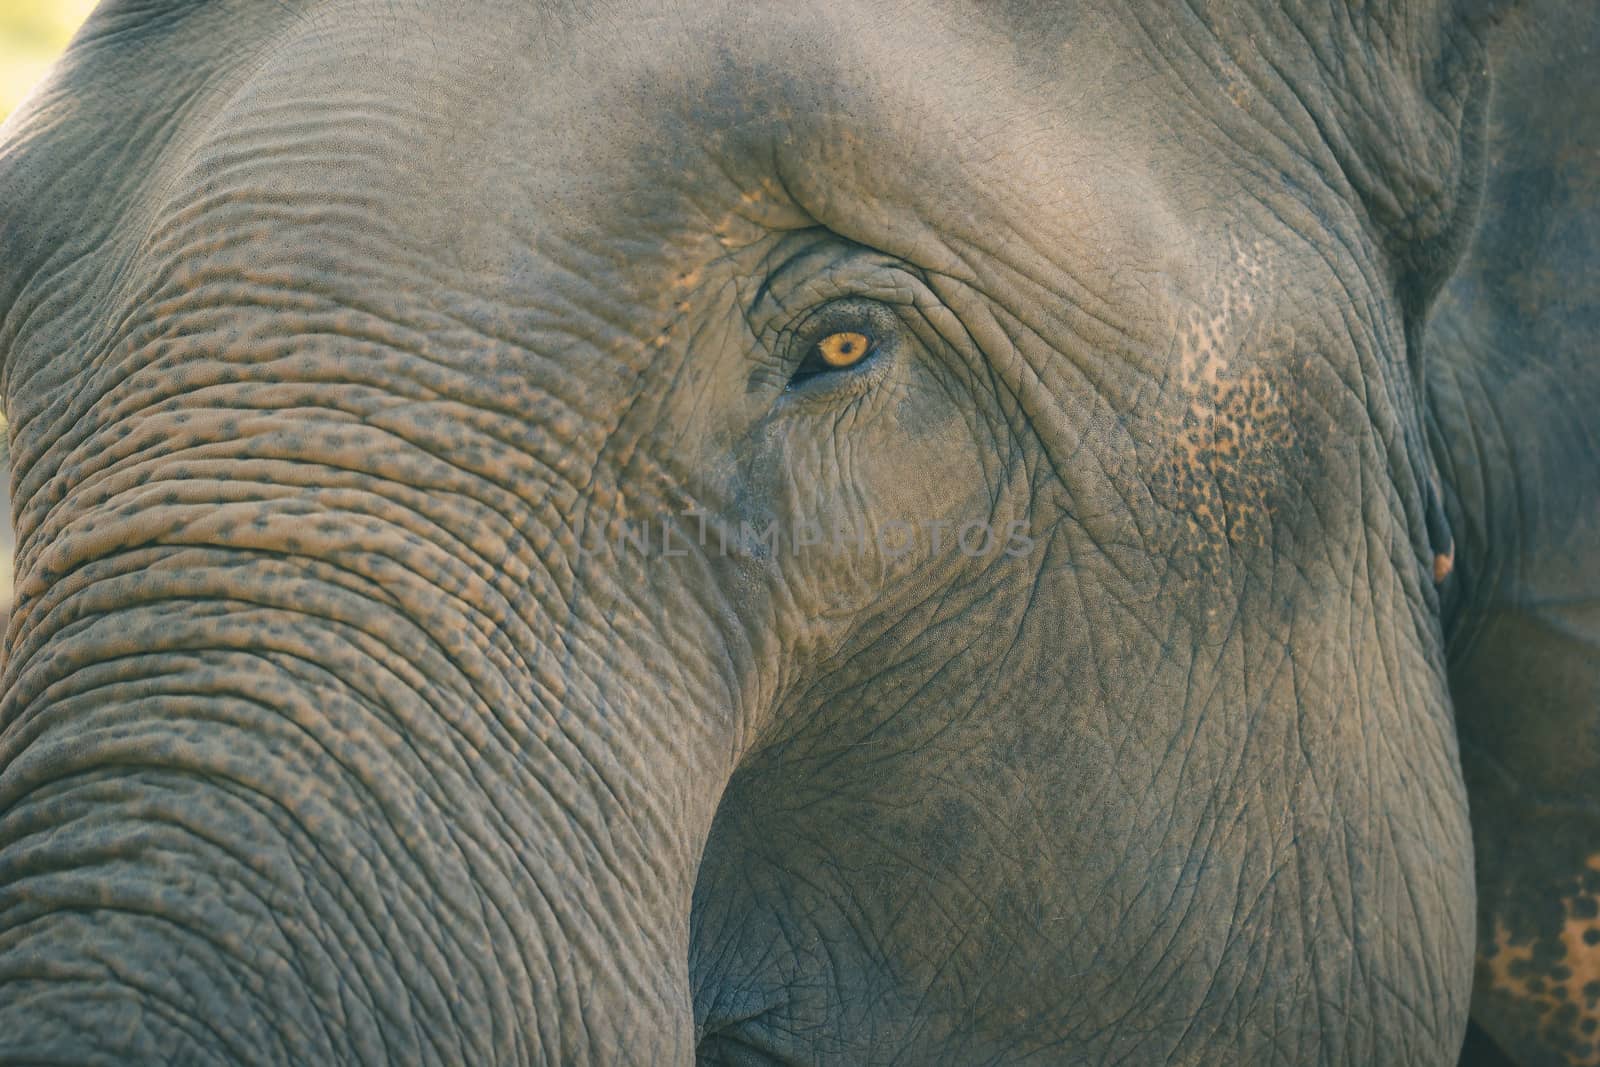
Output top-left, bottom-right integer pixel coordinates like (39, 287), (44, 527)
(1422, 1), (1600, 1064)
(1230, 0), (1519, 328)
(1310, 0), (1520, 322)
(1186, 0), (1522, 578)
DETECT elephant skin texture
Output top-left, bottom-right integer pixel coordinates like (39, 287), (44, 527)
(0, 0), (1595, 1065)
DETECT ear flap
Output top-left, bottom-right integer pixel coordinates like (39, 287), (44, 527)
(1176, 0), (1520, 344)
(1325, 0), (1519, 323)
(1423, 1), (1600, 1062)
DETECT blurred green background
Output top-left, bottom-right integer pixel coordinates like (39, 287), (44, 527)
(1, 0), (96, 621)
(1, 0), (96, 119)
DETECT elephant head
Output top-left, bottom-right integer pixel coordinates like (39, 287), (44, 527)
(1, 1), (1595, 1064)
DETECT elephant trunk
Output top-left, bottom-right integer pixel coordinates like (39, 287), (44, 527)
(0, 448), (742, 1065)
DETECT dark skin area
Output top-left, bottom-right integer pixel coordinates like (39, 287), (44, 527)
(0, 0), (1593, 1064)
(1431, 1), (1600, 1064)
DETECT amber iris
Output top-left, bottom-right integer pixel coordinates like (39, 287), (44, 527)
(816, 331), (874, 368)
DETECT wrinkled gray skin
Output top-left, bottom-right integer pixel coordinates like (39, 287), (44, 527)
(0, 0), (1595, 1064)
(0, 464), (12, 625)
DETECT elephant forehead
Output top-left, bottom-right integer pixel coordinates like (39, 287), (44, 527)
(148, 0), (1195, 325)
(113, 0), (1326, 543)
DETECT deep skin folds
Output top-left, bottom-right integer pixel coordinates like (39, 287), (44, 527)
(0, 0), (1592, 1064)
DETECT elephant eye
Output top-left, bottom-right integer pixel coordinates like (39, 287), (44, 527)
(817, 331), (873, 368)
(789, 328), (880, 387)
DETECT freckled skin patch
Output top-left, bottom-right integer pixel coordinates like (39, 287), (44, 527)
(1149, 240), (1299, 576)
(1480, 854), (1600, 1065)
